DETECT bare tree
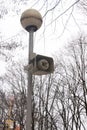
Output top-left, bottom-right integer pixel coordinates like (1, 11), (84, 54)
(79, 0), (87, 14)
(3, 63), (27, 130)
(3, 36), (87, 130)
(58, 36), (87, 130)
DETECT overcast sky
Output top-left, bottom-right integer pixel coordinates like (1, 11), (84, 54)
(0, 0), (87, 75)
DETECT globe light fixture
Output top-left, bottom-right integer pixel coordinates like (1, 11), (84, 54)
(20, 9), (43, 32)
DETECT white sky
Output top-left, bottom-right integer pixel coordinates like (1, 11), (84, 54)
(0, 0), (87, 75)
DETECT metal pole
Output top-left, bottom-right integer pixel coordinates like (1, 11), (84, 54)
(26, 29), (34, 130)
(20, 9), (43, 130)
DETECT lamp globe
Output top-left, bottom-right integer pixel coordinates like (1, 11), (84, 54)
(20, 9), (43, 32)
